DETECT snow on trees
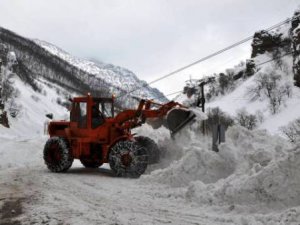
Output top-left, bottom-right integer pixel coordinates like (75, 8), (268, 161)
(247, 69), (293, 114)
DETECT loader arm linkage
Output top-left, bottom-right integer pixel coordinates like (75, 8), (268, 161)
(114, 99), (195, 134)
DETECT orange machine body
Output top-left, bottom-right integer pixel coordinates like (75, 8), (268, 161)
(48, 94), (183, 164)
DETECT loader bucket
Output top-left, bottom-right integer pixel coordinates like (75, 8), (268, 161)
(165, 108), (196, 136)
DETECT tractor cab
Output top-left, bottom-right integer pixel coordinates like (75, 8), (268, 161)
(70, 94), (115, 130)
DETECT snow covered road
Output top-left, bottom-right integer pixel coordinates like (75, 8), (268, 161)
(0, 137), (231, 225)
(1, 126), (300, 225)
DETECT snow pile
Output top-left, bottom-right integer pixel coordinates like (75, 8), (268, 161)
(187, 144), (300, 210)
(141, 127), (232, 187)
(142, 126), (289, 187)
(217, 126), (290, 175)
(140, 125), (300, 213)
(184, 127), (298, 209)
(143, 144), (234, 187)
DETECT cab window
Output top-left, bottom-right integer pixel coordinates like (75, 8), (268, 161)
(101, 102), (113, 118)
(70, 102), (87, 128)
(91, 104), (105, 128)
(79, 102), (87, 128)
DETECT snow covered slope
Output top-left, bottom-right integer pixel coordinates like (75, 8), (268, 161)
(0, 25), (170, 133)
(0, 76), (70, 138)
(175, 11), (300, 135)
(0, 26), (167, 113)
(34, 39), (166, 102)
(207, 60), (300, 134)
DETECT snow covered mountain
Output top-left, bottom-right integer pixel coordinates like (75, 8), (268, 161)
(0, 26), (168, 132)
(0, 26), (167, 111)
(34, 39), (166, 103)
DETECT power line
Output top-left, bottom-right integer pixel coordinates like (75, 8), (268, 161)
(151, 56), (249, 101)
(155, 50), (295, 101)
(165, 90), (183, 97)
(128, 90), (182, 103)
(117, 15), (297, 99)
(146, 18), (291, 86)
(256, 51), (293, 66)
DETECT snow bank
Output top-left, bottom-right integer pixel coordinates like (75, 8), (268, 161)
(187, 127), (300, 211)
(186, 144), (300, 210)
(0, 137), (45, 170)
(140, 126), (232, 186)
(139, 124), (300, 214)
(142, 126), (290, 187)
(142, 144), (234, 187)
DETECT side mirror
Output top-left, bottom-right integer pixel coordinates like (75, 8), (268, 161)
(46, 113), (53, 120)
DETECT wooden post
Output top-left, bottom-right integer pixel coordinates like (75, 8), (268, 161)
(212, 124), (225, 152)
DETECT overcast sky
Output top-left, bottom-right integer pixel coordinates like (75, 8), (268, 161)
(0, 0), (299, 96)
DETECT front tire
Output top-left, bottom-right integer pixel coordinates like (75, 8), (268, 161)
(109, 140), (148, 178)
(43, 137), (73, 172)
(135, 136), (160, 164)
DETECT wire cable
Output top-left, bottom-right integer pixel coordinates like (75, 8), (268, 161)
(117, 15), (297, 99)
(154, 50), (295, 101)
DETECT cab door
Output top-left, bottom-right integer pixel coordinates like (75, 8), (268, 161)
(70, 101), (90, 137)
(68, 100), (92, 157)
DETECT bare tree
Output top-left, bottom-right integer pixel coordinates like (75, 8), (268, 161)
(255, 110), (264, 123)
(7, 97), (21, 118)
(282, 81), (293, 98)
(247, 69), (291, 114)
(280, 118), (300, 143)
(247, 72), (268, 101)
(203, 107), (235, 134)
(235, 108), (258, 130)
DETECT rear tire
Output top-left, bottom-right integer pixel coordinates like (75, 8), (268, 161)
(80, 158), (103, 168)
(109, 140), (148, 178)
(135, 136), (160, 164)
(43, 137), (73, 172)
